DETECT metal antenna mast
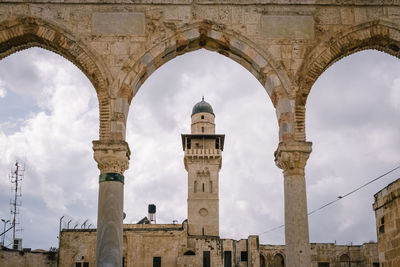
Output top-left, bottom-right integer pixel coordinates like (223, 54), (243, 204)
(9, 161), (24, 241)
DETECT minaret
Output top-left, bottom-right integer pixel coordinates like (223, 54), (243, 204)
(182, 98), (225, 236)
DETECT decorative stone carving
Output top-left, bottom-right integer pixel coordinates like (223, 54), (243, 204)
(93, 140), (131, 175)
(196, 167), (210, 178)
(274, 141), (312, 176)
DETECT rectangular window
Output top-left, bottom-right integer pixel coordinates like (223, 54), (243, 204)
(241, 251), (248, 261)
(216, 138), (220, 149)
(379, 216), (385, 234)
(318, 263), (329, 267)
(75, 263), (82, 267)
(224, 251), (232, 267)
(83, 263), (89, 267)
(187, 138), (191, 149)
(203, 251), (210, 267)
(153, 257), (161, 267)
(373, 263), (379, 267)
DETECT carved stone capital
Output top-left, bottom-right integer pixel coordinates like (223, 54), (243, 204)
(93, 140), (131, 175)
(274, 141), (312, 176)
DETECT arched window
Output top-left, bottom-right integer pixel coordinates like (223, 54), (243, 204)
(184, 250), (195, 256)
(201, 115), (204, 119)
(260, 254), (266, 267)
(209, 181), (213, 193)
(194, 181), (198, 193)
(339, 254), (350, 267)
(202, 183), (205, 192)
(271, 253), (285, 267)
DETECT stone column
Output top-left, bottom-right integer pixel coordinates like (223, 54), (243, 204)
(93, 140), (130, 267)
(274, 141), (312, 267)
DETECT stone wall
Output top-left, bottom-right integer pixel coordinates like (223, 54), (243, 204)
(59, 221), (378, 267)
(0, 247), (57, 267)
(373, 178), (400, 267)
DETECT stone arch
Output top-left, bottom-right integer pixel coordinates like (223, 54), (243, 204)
(260, 253), (266, 267)
(117, 21), (294, 141)
(295, 19), (400, 141)
(339, 253), (350, 262)
(270, 252), (285, 267)
(0, 17), (112, 140)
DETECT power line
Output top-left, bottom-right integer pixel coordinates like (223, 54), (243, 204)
(259, 164), (400, 236)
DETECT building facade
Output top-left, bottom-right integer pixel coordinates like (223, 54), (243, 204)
(373, 178), (400, 267)
(59, 100), (379, 267)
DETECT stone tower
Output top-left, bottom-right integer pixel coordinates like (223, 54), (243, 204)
(182, 98), (225, 236)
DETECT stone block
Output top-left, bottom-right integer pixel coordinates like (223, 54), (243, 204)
(261, 15), (314, 39)
(92, 12), (145, 36)
(340, 7), (355, 25)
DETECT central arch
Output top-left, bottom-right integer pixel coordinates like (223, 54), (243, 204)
(117, 21), (296, 141)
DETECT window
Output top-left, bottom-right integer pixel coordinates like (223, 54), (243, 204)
(83, 263), (89, 267)
(209, 181), (212, 193)
(379, 216), (385, 234)
(373, 263), (379, 267)
(153, 257), (161, 267)
(224, 251), (232, 267)
(201, 115), (204, 119)
(215, 138), (220, 149)
(202, 126), (204, 133)
(318, 263), (329, 267)
(241, 251), (248, 261)
(184, 250), (195, 256)
(187, 138), (191, 149)
(203, 251), (210, 267)
(202, 183), (205, 192)
(202, 227), (205, 235)
(75, 263), (82, 267)
(194, 181), (198, 193)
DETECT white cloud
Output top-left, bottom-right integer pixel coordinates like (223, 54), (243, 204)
(0, 80), (6, 98)
(391, 78), (400, 111)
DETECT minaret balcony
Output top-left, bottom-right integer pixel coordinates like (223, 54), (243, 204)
(184, 148), (221, 159)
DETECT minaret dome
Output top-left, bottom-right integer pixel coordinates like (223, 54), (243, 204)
(191, 97), (215, 134)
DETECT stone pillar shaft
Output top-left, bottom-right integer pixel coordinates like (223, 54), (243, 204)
(93, 140), (130, 267)
(275, 141), (312, 267)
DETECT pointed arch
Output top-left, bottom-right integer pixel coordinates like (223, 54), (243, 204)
(0, 17), (112, 139)
(117, 21), (294, 141)
(294, 19), (400, 141)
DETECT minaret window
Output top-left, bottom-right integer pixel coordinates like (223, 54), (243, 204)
(209, 181), (212, 193)
(202, 183), (205, 192)
(216, 138), (220, 149)
(187, 138), (191, 149)
(201, 115), (204, 119)
(202, 127), (204, 133)
(194, 181), (198, 193)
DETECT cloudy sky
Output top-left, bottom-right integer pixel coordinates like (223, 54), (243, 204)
(0, 47), (399, 250)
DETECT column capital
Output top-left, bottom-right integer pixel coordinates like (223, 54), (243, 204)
(93, 140), (131, 175)
(274, 141), (312, 176)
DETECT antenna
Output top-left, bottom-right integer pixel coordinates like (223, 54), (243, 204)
(9, 161), (24, 242)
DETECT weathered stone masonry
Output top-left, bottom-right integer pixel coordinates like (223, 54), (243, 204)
(1, 1), (400, 266)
